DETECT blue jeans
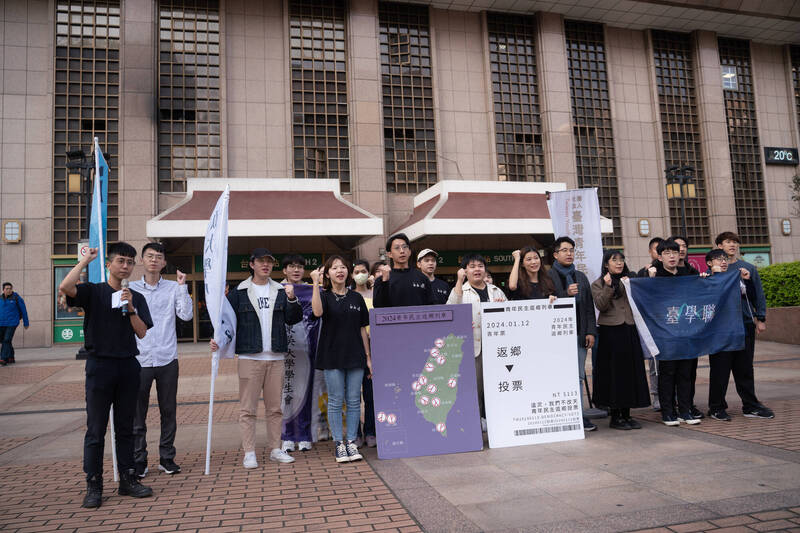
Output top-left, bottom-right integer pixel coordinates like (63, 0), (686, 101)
(324, 368), (364, 443)
(0, 325), (17, 362)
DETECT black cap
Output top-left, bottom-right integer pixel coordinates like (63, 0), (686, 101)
(249, 248), (276, 262)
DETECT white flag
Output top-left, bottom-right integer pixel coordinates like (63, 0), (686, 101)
(546, 188), (604, 284)
(203, 186), (236, 358)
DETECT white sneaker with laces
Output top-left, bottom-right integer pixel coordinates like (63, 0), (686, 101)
(281, 440), (296, 452)
(243, 451), (258, 469)
(270, 448), (295, 463)
(297, 441), (312, 451)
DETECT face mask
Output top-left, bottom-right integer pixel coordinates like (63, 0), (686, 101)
(353, 273), (369, 285)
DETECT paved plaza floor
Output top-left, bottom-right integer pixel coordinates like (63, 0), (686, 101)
(1, 340), (798, 532)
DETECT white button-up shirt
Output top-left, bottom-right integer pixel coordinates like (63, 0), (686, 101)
(131, 277), (194, 367)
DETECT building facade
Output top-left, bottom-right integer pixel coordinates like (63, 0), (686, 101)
(1, 0), (799, 347)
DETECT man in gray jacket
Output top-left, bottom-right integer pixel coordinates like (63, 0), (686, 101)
(548, 236), (599, 431)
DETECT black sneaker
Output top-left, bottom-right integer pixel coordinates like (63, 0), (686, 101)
(662, 414), (679, 426)
(678, 412), (701, 425)
(709, 409), (732, 421)
(118, 469), (153, 498)
(334, 441), (348, 463)
(583, 418), (597, 432)
(624, 417), (642, 429)
(81, 475), (103, 509)
(689, 405), (705, 419)
(158, 458), (181, 475)
(345, 441), (363, 462)
(743, 406), (774, 419)
(134, 462), (148, 478)
(609, 417), (631, 430)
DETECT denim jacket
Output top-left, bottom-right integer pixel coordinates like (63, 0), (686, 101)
(227, 277), (302, 355)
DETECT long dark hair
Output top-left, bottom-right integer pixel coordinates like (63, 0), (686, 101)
(516, 246), (555, 298)
(600, 249), (631, 297)
(322, 255), (352, 291)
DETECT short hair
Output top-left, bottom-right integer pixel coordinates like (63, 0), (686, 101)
(461, 253), (486, 269)
(648, 237), (664, 249)
(668, 235), (688, 246)
(385, 233), (410, 251)
(281, 254), (306, 268)
(142, 242), (166, 257)
(714, 231), (740, 245)
(107, 242), (137, 260)
(553, 236), (576, 253)
(352, 259), (370, 271)
(322, 255), (352, 291)
(370, 260), (386, 276)
(705, 249), (727, 264)
(656, 239), (680, 255)
(2, 282), (11, 289)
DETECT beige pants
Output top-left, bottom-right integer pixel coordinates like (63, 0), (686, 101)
(238, 358), (285, 453)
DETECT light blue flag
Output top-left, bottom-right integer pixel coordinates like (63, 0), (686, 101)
(88, 137), (108, 283)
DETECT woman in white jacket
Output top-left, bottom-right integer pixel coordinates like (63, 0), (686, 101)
(446, 253), (507, 427)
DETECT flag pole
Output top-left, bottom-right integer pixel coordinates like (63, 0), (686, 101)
(205, 352), (219, 475)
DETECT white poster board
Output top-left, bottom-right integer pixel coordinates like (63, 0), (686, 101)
(481, 299), (584, 448)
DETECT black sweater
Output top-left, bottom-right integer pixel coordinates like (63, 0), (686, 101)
(373, 267), (435, 308)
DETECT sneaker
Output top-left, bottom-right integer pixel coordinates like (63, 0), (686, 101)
(354, 437), (364, 448)
(743, 406), (774, 419)
(709, 409), (732, 421)
(297, 441), (312, 451)
(82, 475), (103, 509)
(134, 462), (148, 478)
(0, 360), (7, 366)
(678, 412), (701, 425)
(366, 435), (377, 448)
(624, 417), (642, 430)
(609, 418), (631, 430)
(480, 417), (488, 432)
(118, 469), (153, 498)
(158, 458), (181, 475)
(334, 441), (349, 463)
(662, 414), (679, 426)
(269, 448), (295, 464)
(243, 451), (258, 469)
(690, 405), (705, 419)
(281, 440), (296, 452)
(345, 441), (363, 462)
(583, 418), (597, 431)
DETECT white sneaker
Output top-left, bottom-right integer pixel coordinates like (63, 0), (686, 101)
(269, 448), (295, 463)
(281, 440), (296, 452)
(480, 417), (488, 432)
(243, 451), (258, 469)
(297, 441), (312, 451)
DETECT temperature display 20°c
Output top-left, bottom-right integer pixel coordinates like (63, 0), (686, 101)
(764, 147), (798, 165)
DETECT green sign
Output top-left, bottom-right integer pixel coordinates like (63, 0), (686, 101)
(194, 253), (323, 273)
(54, 324), (84, 344)
(435, 250), (516, 268)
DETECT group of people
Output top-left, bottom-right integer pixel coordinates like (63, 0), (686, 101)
(55, 228), (774, 509)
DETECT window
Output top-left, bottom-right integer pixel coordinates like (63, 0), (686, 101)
(158, 0), (221, 193)
(53, 0), (120, 255)
(564, 20), (621, 246)
(488, 13), (545, 182)
(718, 38), (769, 244)
(721, 65), (738, 90)
(289, 0), (350, 190)
(652, 30), (709, 244)
(379, 2), (437, 193)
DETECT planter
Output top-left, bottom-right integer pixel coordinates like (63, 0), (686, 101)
(759, 307), (800, 345)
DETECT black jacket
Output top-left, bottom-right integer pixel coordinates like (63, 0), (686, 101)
(548, 267), (597, 345)
(227, 278), (303, 354)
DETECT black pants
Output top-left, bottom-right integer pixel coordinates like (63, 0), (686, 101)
(657, 359), (694, 418)
(688, 358), (698, 406)
(133, 359), (179, 464)
(361, 371), (375, 438)
(708, 324), (760, 412)
(84, 357), (141, 480)
(0, 325), (17, 362)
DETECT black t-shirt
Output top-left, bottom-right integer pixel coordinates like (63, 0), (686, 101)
(66, 282), (153, 359)
(473, 284), (490, 302)
(314, 290), (370, 370)
(430, 277), (450, 305)
(509, 283), (545, 300)
(373, 267), (435, 308)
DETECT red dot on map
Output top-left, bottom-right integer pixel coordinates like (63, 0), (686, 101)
(430, 348), (440, 357)
(419, 375), (428, 385)
(448, 378), (457, 388)
(427, 384), (437, 393)
(436, 356), (446, 365)
(387, 414), (397, 425)
(377, 412), (386, 422)
(420, 395), (429, 405)
(436, 423), (446, 433)
(411, 381), (422, 391)
(435, 338), (444, 348)
(424, 363), (434, 372)
(432, 397), (441, 407)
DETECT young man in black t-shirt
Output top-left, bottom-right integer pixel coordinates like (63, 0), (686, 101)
(373, 233), (435, 308)
(60, 242), (154, 509)
(416, 248), (450, 304)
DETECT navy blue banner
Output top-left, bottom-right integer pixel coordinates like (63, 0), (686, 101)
(624, 270), (745, 361)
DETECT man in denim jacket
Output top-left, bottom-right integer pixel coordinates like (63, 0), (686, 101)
(211, 248), (302, 469)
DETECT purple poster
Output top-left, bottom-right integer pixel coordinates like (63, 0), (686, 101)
(369, 304), (483, 459)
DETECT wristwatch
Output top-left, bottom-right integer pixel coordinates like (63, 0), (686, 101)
(129, 307), (138, 316)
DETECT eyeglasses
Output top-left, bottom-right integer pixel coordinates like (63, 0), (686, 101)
(391, 244), (410, 251)
(285, 264), (304, 270)
(555, 248), (575, 254)
(143, 253), (164, 261)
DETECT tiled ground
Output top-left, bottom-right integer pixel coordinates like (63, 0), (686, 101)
(633, 506), (800, 532)
(0, 446), (422, 533)
(0, 364), (67, 385)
